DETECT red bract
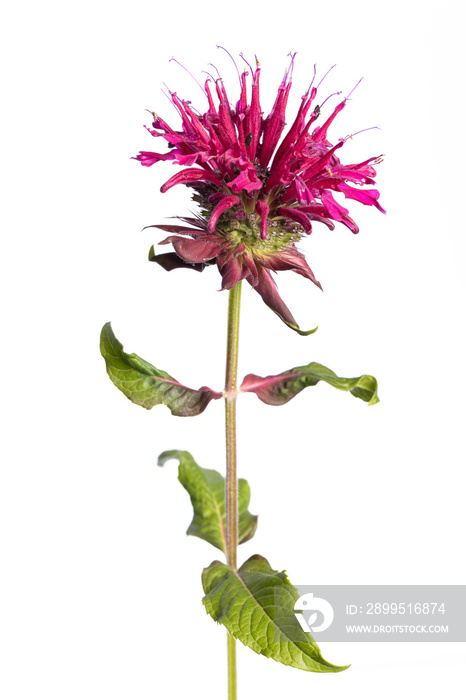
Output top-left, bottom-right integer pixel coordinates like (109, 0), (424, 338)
(135, 55), (385, 334)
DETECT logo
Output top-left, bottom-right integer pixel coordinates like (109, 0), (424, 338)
(294, 592), (334, 634)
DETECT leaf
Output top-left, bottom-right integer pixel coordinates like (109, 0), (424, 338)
(158, 450), (258, 552)
(240, 361), (379, 406)
(100, 323), (222, 416)
(202, 554), (348, 673)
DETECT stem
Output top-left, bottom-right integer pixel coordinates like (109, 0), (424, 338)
(224, 281), (241, 569)
(224, 280), (242, 700)
(227, 634), (237, 700)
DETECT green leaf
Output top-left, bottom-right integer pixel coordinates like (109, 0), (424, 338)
(100, 323), (222, 417)
(158, 450), (258, 552)
(240, 362), (379, 406)
(202, 554), (348, 673)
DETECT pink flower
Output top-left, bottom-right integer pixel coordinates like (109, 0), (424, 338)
(135, 54), (384, 334)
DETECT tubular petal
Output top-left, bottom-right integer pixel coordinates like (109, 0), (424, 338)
(276, 207), (312, 233)
(256, 200), (270, 240)
(160, 168), (223, 193)
(208, 195), (241, 232)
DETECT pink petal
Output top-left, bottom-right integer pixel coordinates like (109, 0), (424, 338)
(160, 168), (223, 193)
(208, 195), (241, 232)
(255, 199), (270, 240)
(337, 184), (386, 213)
(228, 165), (263, 193)
(321, 191), (349, 220)
(259, 77), (292, 168)
(311, 100), (345, 142)
(295, 176), (316, 205)
(270, 86), (317, 173)
(276, 207), (312, 233)
(244, 64), (262, 160)
(133, 151), (174, 167)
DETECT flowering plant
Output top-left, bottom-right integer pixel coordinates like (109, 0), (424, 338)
(100, 51), (383, 698)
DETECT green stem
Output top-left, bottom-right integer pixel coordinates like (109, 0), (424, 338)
(227, 633), (237, 700)
(224, 280), (242, 700)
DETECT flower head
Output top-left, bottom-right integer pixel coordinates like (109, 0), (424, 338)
(135, 54), (385, 333)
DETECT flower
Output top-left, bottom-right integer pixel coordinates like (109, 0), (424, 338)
(135, 53), (385, 334)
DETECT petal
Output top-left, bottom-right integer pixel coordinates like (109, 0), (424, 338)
(276, 206), (312, 233)
(337, 184), (386, 213)
(295, 176), (316, 205)
(270, 85), (317, 172)
(311, 100), (346, 142)
(228, 165), (263, 193)
(160, 168), (223, 193)
(208, 195), (241, 232)
(255, 199), (269, 240)
(321, 191), (349, 221)
(259, 77), (292, 168)
(244, 64), (262, 160)
(300, 207), (336, 230)
(133, 151), (174, 166)
(339, 214), (360, 234)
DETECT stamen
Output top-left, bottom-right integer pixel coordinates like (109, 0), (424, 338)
(239, 53), (255, 76)
(160, 85), (178, 113)
(286, 51), (297, 82)
(342, 126), (380, 142)
(202, 69), (218, 83)
(317, 64), (336, 89)
(207, 62), (222, 80)
(319, 91), (342, 109)
(217, 45), (241, 85)
(308, 64), (317, 91)
(345, 77), (363, 101)
(169, 56), (206, 96)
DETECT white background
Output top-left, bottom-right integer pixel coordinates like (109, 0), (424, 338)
(1, 0), (465, 698)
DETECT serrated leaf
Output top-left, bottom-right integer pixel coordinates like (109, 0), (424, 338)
(202, 554), (348, 673)
(100, 323), (222, 416)
(240, 361), (379, 406)
(158, 450), (258, 552)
